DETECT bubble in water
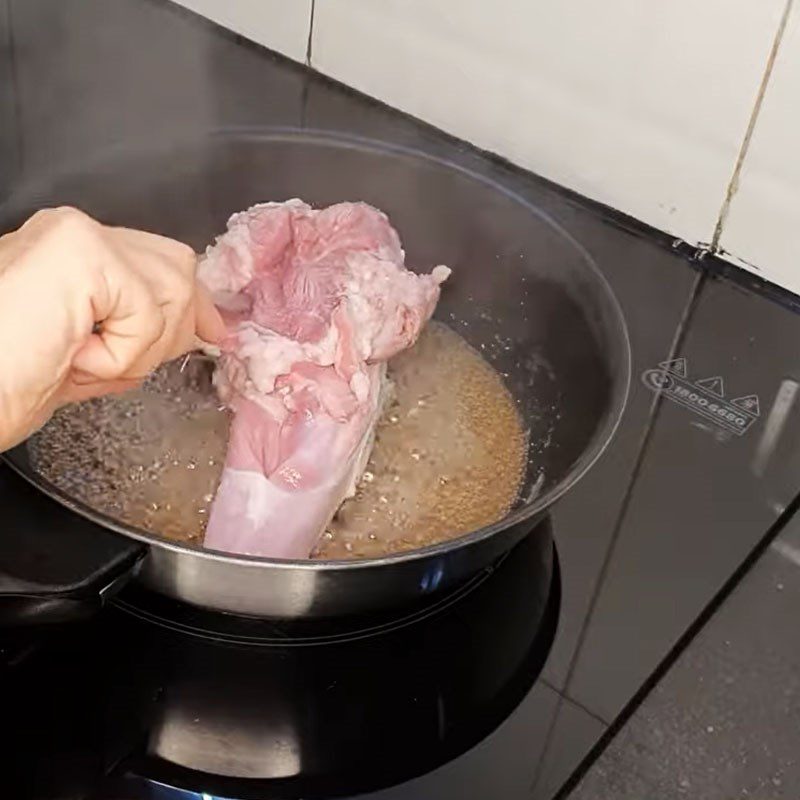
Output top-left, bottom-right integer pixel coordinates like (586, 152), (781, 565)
(30, 359), (229, 545)
(315, 321), (526, 560)
(31, 323), (527, 562)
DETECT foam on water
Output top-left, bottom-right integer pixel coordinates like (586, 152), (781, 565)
(31, 322), (526, 560)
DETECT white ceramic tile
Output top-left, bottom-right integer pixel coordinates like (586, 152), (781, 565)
(720, 4), (800, 295)
(171, 0), (311, 62)
(311, 0), (785, 245)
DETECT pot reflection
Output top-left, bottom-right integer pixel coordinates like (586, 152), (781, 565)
(105, 524), (558, 797)
(149, 692), (301, 779)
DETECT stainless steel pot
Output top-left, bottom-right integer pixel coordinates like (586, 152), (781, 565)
(0, 129), (630, 621)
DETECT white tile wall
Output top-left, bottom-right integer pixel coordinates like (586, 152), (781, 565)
(310, 0), (785, 247)
(169, 0), (800, 295)
(170, 0), (310, 63)
(719, 3), (800, 295)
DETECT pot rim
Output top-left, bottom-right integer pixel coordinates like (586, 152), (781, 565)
(1, 126), (632, 572)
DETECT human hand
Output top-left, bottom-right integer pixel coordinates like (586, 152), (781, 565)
(0, 206), (226, 451)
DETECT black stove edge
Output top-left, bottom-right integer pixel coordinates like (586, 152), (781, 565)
(146, 0), (800, 317)
(552, 489), (800, 800)
(700, 253), (800, 315)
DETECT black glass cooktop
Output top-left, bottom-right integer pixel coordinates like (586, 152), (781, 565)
(4, 2), (800, 798)
(2, 521), (559, 800)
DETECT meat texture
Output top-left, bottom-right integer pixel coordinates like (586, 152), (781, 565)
(198, 200), (449, 558)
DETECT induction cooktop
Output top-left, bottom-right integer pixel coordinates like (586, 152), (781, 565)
(4, 2), (800, 798)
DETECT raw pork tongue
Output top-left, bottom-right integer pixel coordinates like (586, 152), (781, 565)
(198, 200), (450, 558)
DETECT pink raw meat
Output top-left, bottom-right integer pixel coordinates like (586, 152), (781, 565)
(198, 200), (450, 558)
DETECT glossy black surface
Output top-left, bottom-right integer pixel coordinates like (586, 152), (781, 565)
(570, 506), (800, 799)
(4, 531), (558, 799)
(567, 275), (800, 721)
(0, 468), (144, 625)
(3, 1), (800, 798)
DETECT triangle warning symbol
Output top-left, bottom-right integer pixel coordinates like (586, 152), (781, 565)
(731, 394), (760, 417)
(695, 376), (725, 397)
(658, 358), (687, 378)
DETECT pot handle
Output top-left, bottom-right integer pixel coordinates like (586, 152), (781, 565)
(0, 467), (146, 626)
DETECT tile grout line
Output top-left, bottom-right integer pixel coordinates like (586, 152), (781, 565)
(299, 0), (316, 128)
(305, 0), (316, 67)
(538, 677), (607, 725)
(553, 485), (800, 800)
(299, 0), (316, 127)
(710, 0), (795, 252)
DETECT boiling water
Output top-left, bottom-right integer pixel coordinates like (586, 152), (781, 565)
(30, 322), (527, 559)
(316, 322), (526, 558)
(30, 359), (229, 544)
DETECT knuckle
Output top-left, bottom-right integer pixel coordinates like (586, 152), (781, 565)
(49, 206), (96, 234)
(165, 240), (197, 274)
(36, 207), (102, 253)
(175, 241), (197, 265)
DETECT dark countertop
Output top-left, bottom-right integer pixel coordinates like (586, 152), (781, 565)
(570, 514), (800, 799)
(3, 2), (800, 798)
